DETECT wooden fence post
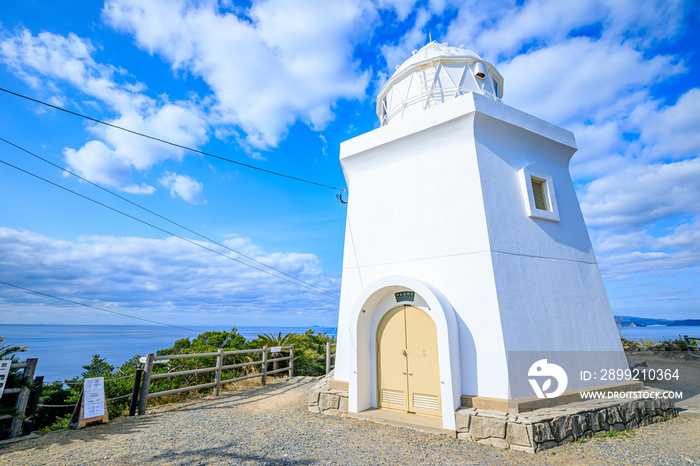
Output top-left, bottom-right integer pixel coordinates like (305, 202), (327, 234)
(23, 375), (43, 435)
(326, 341), (331, 374)
(214, 348), (223, 397)
(129, 369), (143, 416)
(289, 345), (294, 378)
(9, 358), (37, 438)
(138, 353), (154, 415)
(261, 346), (267, 386)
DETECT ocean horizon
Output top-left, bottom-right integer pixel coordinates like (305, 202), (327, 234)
(1, 324), (337, 382)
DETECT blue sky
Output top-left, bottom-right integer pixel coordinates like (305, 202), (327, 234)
(0, 0), (698, 327)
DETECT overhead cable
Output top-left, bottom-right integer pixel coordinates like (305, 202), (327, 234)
(0, 87), (347, 193)
(0, 157), (340, 299)
(0, 137), (339, 299)
(0, 280), (198, 332)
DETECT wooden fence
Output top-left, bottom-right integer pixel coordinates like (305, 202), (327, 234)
(0, 358), (39, 439)
(137, 345), (294, 415)
(325, 342), (336, 374)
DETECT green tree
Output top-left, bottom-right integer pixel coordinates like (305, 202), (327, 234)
(81, 354), (115, 378)
(286, 330), (336, 376)
(254, 332), (292, 371)
(192, 328), (247, 350)
(0, 336), (27, 360)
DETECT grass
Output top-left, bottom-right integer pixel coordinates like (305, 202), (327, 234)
(594, 429), (636, 440)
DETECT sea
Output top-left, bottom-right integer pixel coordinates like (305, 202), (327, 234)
(617, 325), (697, 343)
(1, 324), (337, 383)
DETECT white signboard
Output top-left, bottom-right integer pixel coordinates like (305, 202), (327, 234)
(270, 346), (282, 353)
(83, 377), (105, 418)
(0, 360), (12, 399)
(139, 357), (169, 364)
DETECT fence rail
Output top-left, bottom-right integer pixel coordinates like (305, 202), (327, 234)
(326, 342), (336, 374)
(0, 359), (38, 438)
(137, 345), (294, 415)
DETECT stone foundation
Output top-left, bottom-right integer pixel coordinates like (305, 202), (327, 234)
(307, 375), (677, 453)
(455, 388), (677, 453)
(307, 371), (349, 416)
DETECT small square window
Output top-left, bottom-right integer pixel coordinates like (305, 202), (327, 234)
(519, 165), (560, 222)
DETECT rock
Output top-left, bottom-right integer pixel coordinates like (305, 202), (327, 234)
(574, 413), (589, 437)
(454, 410), (472, 433)
(621, 402), (638, 423)
(625, 419), (639, 430)
(535, 441), (558, 452)
(471, 416), (506, 440)
(320, 393), (340, 411)
(476, 437), (509, 449)
(510, 444), (536, 453)
(532, 422), (555, 443)
(308, 391), (320, 406)
(489, 438), (510, 449)
(550, 416), (573, 442)
(590, 410), (605, 432)
(338, 396), (348, 413)
(557, 435), (574, 446)
(607, 407), (623, 425)
(457, 432), (473, 441)
(661, 398), (674, 410)
(505, 422), (531, 447)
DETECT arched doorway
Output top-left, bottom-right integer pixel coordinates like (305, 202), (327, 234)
(376, 305), (441, 417)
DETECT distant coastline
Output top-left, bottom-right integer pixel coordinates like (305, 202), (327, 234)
(614, 316), (700, 328)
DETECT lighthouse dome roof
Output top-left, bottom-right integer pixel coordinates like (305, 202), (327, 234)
(377, 41), (504, 126)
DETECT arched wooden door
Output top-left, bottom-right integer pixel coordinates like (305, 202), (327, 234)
(376, 305), (441, 417)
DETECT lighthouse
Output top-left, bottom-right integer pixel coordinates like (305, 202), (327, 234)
(332, 42), (631, 431)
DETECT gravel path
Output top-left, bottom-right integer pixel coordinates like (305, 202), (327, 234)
(1, 376), (698, 465)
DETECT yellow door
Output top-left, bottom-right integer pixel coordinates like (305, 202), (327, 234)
(377, 305), (441, 417)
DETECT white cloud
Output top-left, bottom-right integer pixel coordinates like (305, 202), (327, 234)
(158, 171), (205, 204)
(580, 158), (700, 229)
(445, 0), (686, 61)
(628, 88), (700, 162)
(103, 0), (375, 149)
(376, 0), (419, 21)
(0, 28), (209, 193)
(0, 228), (339, 325)
(498, 37), (683, 127)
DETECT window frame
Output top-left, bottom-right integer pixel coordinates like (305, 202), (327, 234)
(519, 165), (560, 222)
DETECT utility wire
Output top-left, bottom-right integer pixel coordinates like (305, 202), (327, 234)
(0, 280), (198, 332)
(0, 87), (347, 193)
(0, 137), (339, 299)
(0, 157), (340, 299)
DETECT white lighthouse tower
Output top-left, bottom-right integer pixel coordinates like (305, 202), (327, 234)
(333, 42), (630, 431)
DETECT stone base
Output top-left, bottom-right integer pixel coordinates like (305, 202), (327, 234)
(455, 387), (677, 453)
(307, 370), (349, 416)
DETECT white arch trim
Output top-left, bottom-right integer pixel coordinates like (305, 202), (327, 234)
(347, 275), (462, 430)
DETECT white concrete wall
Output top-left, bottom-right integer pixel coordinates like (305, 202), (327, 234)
(335, 92), (628, 420)
(336, 95), (509, 403)
(471, 110), (627, 384)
